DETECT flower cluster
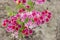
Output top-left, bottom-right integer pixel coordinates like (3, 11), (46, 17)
(2, 14), (33, 36)
(2, 0), (52, 38)
(14, 0), (45, 4)
(2, 10), (51, 36)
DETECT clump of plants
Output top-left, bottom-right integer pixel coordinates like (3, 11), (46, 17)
(2, 0), (52, 38)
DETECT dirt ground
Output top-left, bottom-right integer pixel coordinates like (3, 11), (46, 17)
(0, 0), (60, 40)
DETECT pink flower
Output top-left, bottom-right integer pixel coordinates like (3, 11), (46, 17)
(6, 26), (14, 32)
(34, 17), (38, 22)
(18, 8), (25, 13)
(33, 0), (46, 4)
(32, 10), (41, 17)
(28, 15), (33, 19)
(25, 20), (33, 27)
(32, 11), (36, 16)
(2, 19), (9, 27)
(14, 31), (18, 38)
(2, 22), (7, 27)
(15, 0), (21, 4)
(14, 0), (26, 4)
(26, 5), (30, 9)
(15, 13), (21, 18)
(45, 18), (49, 22)
(41, 10), (52, 23)
(22, 28), (33, 36)
(22, 0), (26, 4)
(36, 19), (41, 25)
(20, 13), (28, 22)
(39, 16), (43, 20)
(29, 23), (38, 29)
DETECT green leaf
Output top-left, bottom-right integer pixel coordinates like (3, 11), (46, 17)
(32, 19), (34, 22)
(8, 11), (17, 16)
(19, 26), (25, 32)
(13, 11), (18, 15)
(16, 3), (25, 10)
(6, 6), (17, 16)
(24, 18), (29, 23)
(27, 0), (33, 7)
(7, 11), (14, 16)
(27, 0), (34, 11)
(6, 6), (11, 12)
(6, 6), (13, 16)
(18, 27), (25, 38)
(17, 19), (24, 26)
(8, 11), (18, 16)
(18, 32), (24, 38)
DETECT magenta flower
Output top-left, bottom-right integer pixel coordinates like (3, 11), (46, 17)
(14, 0), (26, 4)
(2, 19), (9, 27)
(18, 8), (25, 13)
(26, 5), (30, 9)
(22, 0), (26, 4)
(22, 28), (33, 36)
(32, 0), (46, 4)
(6, 26), (14, 32)
(25, 20), (33, 28)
